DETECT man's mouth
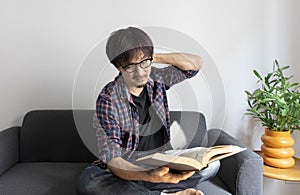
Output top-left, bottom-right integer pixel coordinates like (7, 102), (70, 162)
(133, 75), (147, 82)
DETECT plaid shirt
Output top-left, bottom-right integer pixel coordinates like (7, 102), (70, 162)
(93, 66), (198, 168)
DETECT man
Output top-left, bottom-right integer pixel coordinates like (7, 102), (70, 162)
(76, 27), (220, 195)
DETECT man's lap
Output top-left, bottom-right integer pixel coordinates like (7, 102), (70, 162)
(76, 165), (159, 195)
(76, 161), (220, 195)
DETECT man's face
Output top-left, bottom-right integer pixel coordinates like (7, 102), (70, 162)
(118, 51), (152, 91)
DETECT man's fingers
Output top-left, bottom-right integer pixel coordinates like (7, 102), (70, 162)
(150, 166), (170, 177)
(172, 170), (195, 182)
(156, 166), (170, 176)
(181, 171), (195, 179)
(149, 167), (195, 183)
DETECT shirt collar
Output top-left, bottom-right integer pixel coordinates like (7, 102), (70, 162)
(114, 73), (155, 103)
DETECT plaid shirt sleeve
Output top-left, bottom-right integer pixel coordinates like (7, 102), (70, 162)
(94, 93), (124, 165)
(150, 66), (198, 89)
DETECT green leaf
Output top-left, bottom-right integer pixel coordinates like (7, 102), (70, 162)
(245, 90), (252, 96)
(281, 109), (287, 116)
(281, 66), (290, 71)
(289, 82), (300, 88)
(245, 60), (300, 133)
(253, 70), (263, 81)
(264, 73), (273, 89)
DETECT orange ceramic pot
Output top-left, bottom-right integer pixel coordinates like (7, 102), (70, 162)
(261, 128), (295, 168)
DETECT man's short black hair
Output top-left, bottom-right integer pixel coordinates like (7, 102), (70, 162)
(106, 27), (154, 68)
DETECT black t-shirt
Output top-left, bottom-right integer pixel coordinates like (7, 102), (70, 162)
(131, 87), (165, 151)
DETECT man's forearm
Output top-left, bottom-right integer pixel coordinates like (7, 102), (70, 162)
(107, 157), (195, 183)
(153, 53), (203, 71)
(107, 157), (151, 181)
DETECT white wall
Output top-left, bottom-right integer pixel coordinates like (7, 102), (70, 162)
(1, 0), (300, 194)
(0, 0), (266, 132)
(262, 1), (300, 194)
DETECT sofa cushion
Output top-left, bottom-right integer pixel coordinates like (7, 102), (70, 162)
(0, 162), (89, 195)
(20, 110), (97, 162)
(0, 127), (19, 175)
(170, 111), (208, 148)
(197, 176), (231, 195)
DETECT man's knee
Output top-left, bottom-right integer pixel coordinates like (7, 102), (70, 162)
(199, 160), (220, 179)
(76, 166), (103, 195)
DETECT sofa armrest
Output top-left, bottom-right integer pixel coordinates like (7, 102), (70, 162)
(207, 129), (263, 195)
(0, 126), (20, 175)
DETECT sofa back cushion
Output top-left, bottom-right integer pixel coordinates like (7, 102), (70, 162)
(170, 111), (208, 149)
(19, 110), (207, 162)
(20, 110), (97, 162)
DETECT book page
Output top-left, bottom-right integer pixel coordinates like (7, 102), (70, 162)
(164, 147), (208, 162)
(136, 145), (246, 171)
(164, 145), (246, 165)
(206, 146), (247, 163)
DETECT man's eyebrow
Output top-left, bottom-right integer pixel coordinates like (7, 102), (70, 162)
(128, 57), (149, 65)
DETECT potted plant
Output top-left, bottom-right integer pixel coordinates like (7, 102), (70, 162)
(245, 60), (300, 168)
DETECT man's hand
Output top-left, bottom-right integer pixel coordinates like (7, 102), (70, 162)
(108, 157), (195, 183)
(148, 166), (195, 184)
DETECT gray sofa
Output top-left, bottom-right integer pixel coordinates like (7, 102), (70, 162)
(0, 110), (263, 195)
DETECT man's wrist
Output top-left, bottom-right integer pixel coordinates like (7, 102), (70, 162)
(152, 53), (161, 63)
(152, 53), (174, 65)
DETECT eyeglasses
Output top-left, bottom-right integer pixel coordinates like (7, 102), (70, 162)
(121, 57), (153, 73)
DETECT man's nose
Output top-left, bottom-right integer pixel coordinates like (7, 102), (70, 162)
(134, 65), (144, 74)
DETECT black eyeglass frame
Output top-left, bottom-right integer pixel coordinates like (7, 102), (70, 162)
(121, 57), (153, 73)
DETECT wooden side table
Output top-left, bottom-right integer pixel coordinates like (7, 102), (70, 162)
(256, 151), (300, 181)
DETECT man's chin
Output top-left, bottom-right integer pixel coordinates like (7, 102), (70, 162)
(136, 81), (147, 88)
(137, 84), (146, 88)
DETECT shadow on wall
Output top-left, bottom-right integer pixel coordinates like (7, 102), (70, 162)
(236, 115), (264, 150)
(292, 131), (300, 158)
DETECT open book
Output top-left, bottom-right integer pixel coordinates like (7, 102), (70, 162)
(135, 145), (246, 171)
